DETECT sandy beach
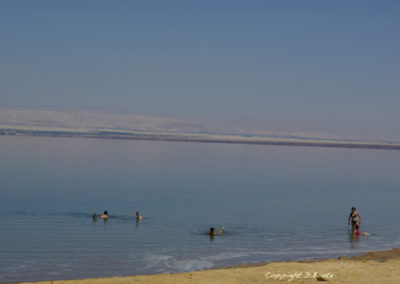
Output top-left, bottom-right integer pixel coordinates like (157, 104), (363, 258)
(21, 248), (400, 284)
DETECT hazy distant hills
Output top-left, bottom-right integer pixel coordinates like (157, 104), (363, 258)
(1, 107), (400, 150)
(0, 107), (206, 133)
(0, 107), (332, 138)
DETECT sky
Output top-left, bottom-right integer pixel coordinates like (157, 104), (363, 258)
(1, 0), (399, 138)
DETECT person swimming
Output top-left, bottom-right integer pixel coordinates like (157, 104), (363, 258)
(207, 226), (224, 236)
(92, 212), (98, 220)
(354, 224), (370, 236)
(136, 211), (143, 221)
(101, 210), (108, 219)
(348, 207), (362, 230)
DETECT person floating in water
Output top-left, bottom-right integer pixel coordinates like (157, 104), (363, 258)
(207, 226), (224, 236)
(136, 211), (143, 221)
(354, 224), (370, 236)
(348, 207), (362, 230)
(101, 210), (108, 219)
(92, 212), (98, 220)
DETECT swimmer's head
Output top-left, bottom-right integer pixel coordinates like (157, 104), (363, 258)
(136, 211), (140, 216)
(210, 227), (215, 233)
(351, 207), (356, 211)
(104, 210), (108, 215)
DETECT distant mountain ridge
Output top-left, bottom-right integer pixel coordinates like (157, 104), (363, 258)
(0, 107), (399, 145)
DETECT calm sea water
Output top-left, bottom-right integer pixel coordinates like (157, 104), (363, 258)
(1, 136), (400, 282)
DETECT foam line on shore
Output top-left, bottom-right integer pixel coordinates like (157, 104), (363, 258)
(20, 247), (400, 284)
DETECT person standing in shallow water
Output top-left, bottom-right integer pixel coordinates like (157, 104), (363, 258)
(348, 207), (362, 230)
(136, 211), (143, 221)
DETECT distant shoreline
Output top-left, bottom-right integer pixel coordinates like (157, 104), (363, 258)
(2, 127), (400, 150)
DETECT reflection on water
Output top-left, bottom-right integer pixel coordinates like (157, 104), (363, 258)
(348, 229), (360, 248)
(0, 136), (400, 282)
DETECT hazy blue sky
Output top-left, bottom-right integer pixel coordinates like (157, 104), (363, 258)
(1, 0), (399, 137)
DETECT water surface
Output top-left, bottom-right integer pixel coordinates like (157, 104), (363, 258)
(1, 136), (399, 282)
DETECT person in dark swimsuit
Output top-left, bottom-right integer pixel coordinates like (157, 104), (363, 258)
(348, 207), (362, 230)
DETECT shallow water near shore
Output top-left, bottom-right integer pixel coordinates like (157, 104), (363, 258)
(1, 136), (400, 282)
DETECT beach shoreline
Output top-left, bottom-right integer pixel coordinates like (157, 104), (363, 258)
(20, 247), (400, 284)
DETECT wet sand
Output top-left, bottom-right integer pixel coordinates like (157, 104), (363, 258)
(22, 247), (400, 284)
